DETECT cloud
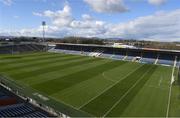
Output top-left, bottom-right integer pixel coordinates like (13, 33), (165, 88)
(148, 0), (166, 6)
(0, 25), (61, 37)
(104, 9), (180, 41)
(70, 14), (105, 29)
(2, 4), (180, 42)
(13, 15), (19, 19)
(84, 0), (128, 13)
(33, 5), (106, 36)
(32, 12), (43, 17)
(82, 14), (94, 21)
(66, 14), (106, 37)
(0, 0), (12, 6)
(33, 5), (73, 27)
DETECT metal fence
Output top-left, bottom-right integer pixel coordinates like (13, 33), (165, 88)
(0, 74), (90, 117)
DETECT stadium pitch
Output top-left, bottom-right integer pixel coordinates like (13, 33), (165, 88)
(0, 52), (179, 117)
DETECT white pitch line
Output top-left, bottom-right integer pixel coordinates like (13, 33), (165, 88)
(78, 64), (144, 109)
(102, 72), (116, 83)
(145, 85), (167, 91)
(103, 66), (153, 117)
(166, 63), (176, 118)
(17, 79), (94, 116)
(159, 76), (163, 86)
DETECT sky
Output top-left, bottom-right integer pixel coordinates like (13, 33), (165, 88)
(0, 0), (180, 41)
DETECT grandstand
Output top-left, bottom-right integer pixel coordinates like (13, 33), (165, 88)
(0, 85), (54, 117)
(0, 42), (46, 54)
(0, 42), (56, 117)
(53, 43), (179, 66)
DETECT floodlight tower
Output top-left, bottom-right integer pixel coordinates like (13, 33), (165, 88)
(42, 21), (46, 43)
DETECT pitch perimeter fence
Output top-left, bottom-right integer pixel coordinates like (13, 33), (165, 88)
(0, 74), (91, 117)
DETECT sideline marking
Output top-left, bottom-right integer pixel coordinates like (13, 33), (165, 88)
(159, 76), (163, 86)
(102, 72), (116, 83)
(78, 64), (144, 109)
(103, 66), (153, 117)
(166, 58), (177, 118)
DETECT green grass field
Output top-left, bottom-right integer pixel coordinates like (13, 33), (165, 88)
(0, 52), (179, 117)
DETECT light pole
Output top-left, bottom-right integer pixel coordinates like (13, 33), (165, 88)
(42, 21), (46, 43)
(42, 21), (48, 51)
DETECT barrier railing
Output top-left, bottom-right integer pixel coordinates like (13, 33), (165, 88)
(0, 74), (91, 117)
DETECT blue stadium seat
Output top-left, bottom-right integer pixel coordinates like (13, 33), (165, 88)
(0, 96), (10, 100)
(158, 59), (174, 66)
(112, 55), (124, 60)
(101, 54), (112, 58)
(140, 58), (156, 64)
(177, 61), (180, 67)
(0, 103), (35, 117)
(126, 56), (134, 61)
(24, 111), (47, 117)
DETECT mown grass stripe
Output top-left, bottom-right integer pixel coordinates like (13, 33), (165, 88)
(0, 53), (61, 66)
(166, 66), (175, 118)
(0, 54), (80, 72)
(78, 63), (143, 109)
(105, 65), (157, 117)
(22, 58), (110, 86)
(80, 64), (152, 116)
(0, 71), (92, 117)
(0, 52), (52, 60)
(0, 52), (174, 117)
(78, 63), (142, 109)
(0, 52), (48, 59)
(32, 60), (127, 95)
(10, 56), (89, 79)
